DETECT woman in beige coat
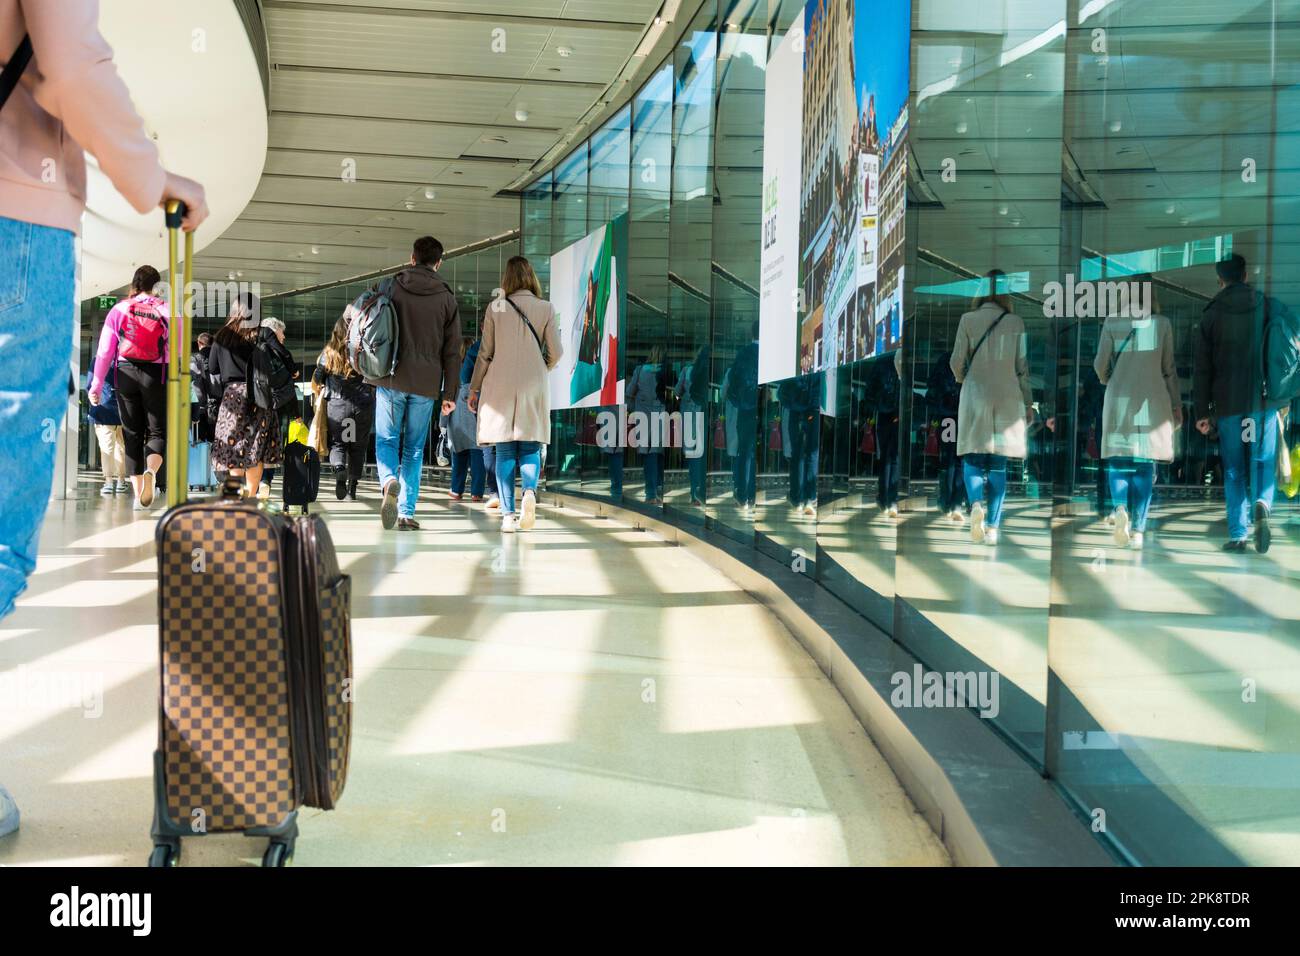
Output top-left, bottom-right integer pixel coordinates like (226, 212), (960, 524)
(950, 270), (1034, 544)
(470, 256), (562, 533)
(1093, 275), (1182, 549)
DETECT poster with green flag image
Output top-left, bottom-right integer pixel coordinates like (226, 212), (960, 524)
(548, 213), (628, 409)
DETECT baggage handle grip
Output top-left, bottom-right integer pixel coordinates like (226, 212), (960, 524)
(164, 200), (188, 230)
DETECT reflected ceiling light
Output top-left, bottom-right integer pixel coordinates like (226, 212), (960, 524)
(424, 187), (436, 199)
(1165, 204), (1176, 215)
(955, 120), (968, 134)
(998, 204), (1009, 216)
(227, 271), (236, 280)
(1108, 119), (1122, 132)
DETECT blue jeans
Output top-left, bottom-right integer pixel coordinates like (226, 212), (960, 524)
(962, 454), (1009, 528)
(686, 454), (706, 503)
(787, 412), (819, 505)
(732, 409), (756, 504)
(495, 440), (541, 515)
(0, 218), (76, 619)
(1218, 412), (1278, 541)
(480, 443), (498, 495)
(375, 387), (436, 519)
(1107, 457), (1156, 533)
(642, 452), (663, 501)
(607, 449), (624, 500)
(451, 447), (485, 497)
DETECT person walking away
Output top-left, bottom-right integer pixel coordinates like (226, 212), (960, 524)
(209, 293), (282, 496)
(88, 266), (169, 511)
(626, 345), (669, 505)
(469, 256), (561, 532)
(926, 350), (965, 521)
(1193, 254), (1287, 553)
(951, 269), (1034, 546)
(188, 331), (219, 490)
(255, 316), (300, 500)
(778, 370), (821, 517)
(0, 0), (208, 842)
(85, 368), (126, 496)
(1094, 275), (1181, 550)
(365, 236), (461, 531)
(313, 314), (376, 501)
(449, 336), (487, 501)
(726, 322), (760, 516)
(675, 344), (711, 507)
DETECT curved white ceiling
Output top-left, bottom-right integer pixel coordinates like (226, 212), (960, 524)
(80, 0), (267, 298)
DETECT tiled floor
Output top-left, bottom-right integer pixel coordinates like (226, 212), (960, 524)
(0, 478), (948, 867)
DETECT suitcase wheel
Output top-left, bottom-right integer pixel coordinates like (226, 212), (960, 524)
(262, 841), (293, 868)
(148, 842), (181, 868)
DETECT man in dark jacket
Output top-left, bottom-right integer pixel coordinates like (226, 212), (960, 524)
(366, 236), (462, 531)
(1193, 253), (1283, 553)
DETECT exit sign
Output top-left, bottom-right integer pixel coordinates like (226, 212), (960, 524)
(96, 296), (116, 309)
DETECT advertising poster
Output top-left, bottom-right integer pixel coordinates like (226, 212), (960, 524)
(548, 213), (628, 410)
(758, 25), (804, 385)
(768, 0), (909, 377)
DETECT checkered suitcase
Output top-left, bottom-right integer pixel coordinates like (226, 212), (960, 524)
(148, 499), (352, 867)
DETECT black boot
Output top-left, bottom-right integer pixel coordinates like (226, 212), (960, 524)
(348, 478), (359, 501)
(334, 464), (348, 501)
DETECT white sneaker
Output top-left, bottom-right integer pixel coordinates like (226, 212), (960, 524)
(1130, 531), (1144, 550)
(501, 513), (519, 533)
(948, 509), (964, 524)
(1113, 505), (1131, 547)
(258, 481), (272, 501)
(518, 491), (536, 530)
(886, 503), (899, 518)
(971, 501), (986, 543)
(485, 495), (501, 511)
(985, 526), (999, 545)
(101, 481), (115, 497)
(114, 479), (130, 495)
(804, 502), (817, 517)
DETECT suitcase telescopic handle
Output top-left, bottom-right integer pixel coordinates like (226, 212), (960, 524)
(165, 201), (196, 508)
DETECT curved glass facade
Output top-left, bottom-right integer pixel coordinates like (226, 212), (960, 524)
(518, 0), (1300, 866)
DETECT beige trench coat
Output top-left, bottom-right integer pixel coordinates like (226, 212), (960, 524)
(470, 290), (562, 445)
(950, 301), (1033, 459)
(1093, 314), (1180, 462)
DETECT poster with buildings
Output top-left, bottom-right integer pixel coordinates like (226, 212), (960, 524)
(758, 0), (909, 379)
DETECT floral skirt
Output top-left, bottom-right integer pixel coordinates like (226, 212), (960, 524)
(213, 383), (283, 469)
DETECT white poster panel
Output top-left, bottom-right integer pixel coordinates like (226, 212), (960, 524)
(757, 25), (804, 385)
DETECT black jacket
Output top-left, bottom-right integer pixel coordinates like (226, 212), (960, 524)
(363, 264), (461, 401)
(1194, 281), (1283, 419)
(209, 328), (256, 388)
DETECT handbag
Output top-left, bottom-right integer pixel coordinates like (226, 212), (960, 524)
(447, 382), (478, 453)
(768, 416), (782, 452)
(861, 421), (876, 455)
(1086, 423), (1100, 460)
(307, 389), (329, 458)
(924, 422), (940, 457)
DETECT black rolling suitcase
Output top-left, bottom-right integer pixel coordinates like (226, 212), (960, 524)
(283, 440), (321, 511)
(148, 202), (353, 867)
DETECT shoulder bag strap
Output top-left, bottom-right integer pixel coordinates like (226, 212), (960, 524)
(505, 296), (546, 360)
(0, 35), (33, 112)
(1107, 326), (1139, 378)
(962, 308), (1010, 377)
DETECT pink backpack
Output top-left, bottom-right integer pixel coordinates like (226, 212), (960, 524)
(117, 298), (167, 362)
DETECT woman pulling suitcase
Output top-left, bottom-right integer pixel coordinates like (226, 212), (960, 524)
(208, 292), (284, 497)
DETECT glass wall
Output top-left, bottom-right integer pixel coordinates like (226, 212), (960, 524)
(517, 0), (1300, 866)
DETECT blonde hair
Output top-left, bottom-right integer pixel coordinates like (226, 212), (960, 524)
(501, 256), (543, 298)
(321, 315), (352, 377)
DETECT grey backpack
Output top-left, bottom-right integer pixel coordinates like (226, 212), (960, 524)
(345, 278), (399, 380)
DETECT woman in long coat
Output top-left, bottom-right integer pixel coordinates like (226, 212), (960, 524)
(470, 256), (562, 533)
(950, 269), (1033, 545)
(1093, 274), (1181, 549)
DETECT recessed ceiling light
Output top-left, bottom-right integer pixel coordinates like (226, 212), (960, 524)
(311, 246), (320, 255)
(515, 107), (529, 122)
(404, 200), (415, 210)
(424, 187), (436, 199)
(228, 271), (236, 280)
(556, 45), (573, 58)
